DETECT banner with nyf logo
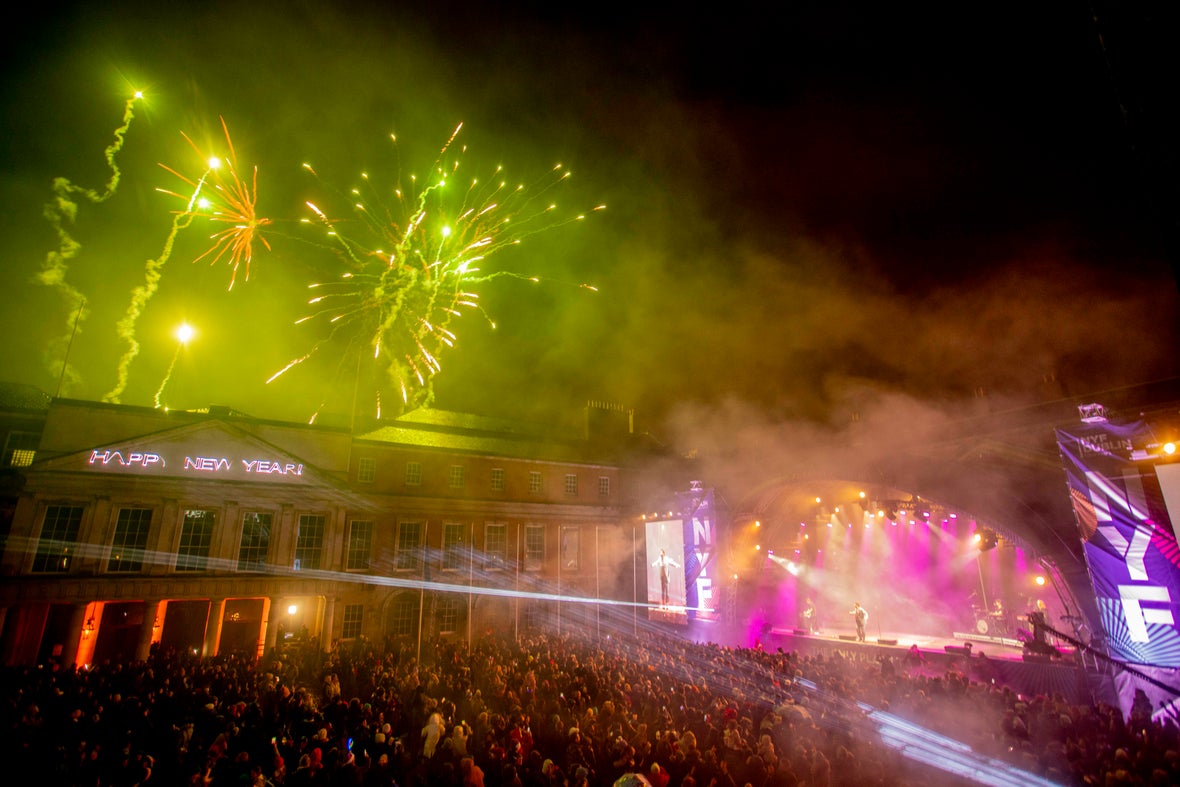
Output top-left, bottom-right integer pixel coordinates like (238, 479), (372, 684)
(677, 482), (720, 622)
(1058, 423), (1180, 668)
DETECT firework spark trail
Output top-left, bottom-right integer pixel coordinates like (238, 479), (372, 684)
(153, 323), (194, 408)
(158, 117), (271, 290)
(277, 125), (604, 418)
(153, 344), (182, 408)
(105, 177), (207, 404)
(36, 92), (142, 391)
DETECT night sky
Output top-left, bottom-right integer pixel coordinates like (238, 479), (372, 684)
(2, 2), (1177, 445)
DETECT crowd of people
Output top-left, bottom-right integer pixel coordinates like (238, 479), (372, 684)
(2, 623), (1178, 787)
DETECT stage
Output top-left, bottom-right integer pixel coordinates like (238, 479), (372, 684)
(752, 624), (1107, 705)
(765, 624), (1029, 661)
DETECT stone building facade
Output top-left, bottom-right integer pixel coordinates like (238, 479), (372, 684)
(0, 397), (633, 667)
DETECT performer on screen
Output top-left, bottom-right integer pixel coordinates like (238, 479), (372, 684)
(652, 548), (681, 606)
(850, 601), (868, 642)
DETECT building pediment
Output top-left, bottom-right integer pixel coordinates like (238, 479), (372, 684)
(34, 420), (339, 488)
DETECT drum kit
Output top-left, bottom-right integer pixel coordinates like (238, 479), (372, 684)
(972, 605), (1012, 636)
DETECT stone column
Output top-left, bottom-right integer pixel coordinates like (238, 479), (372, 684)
(329, 508), (348, 572)
(202, 598), (226, 658)
(215, 501), (241, 569)
(255, 596), (272, 660)
(136, 599), (162, 662)
(319, 594), (336, 654)
(265, 595), (285, 654)
(152, 500), (180, 574)
(77, 498), (111, 573)
(3, 497), (40, 574)
(274, 505), (296, 570)
(61, 601), (89, 668)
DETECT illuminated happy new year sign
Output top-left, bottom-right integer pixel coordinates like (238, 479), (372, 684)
(88, 449), (304, 478)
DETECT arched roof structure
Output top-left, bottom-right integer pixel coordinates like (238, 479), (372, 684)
(721, 380), (1180, 638)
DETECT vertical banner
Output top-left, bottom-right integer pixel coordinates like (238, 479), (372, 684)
(677, 481), (720, 622)
(1057, 423), (1180, 668)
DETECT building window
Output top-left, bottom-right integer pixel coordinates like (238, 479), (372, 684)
(358, 457), (376, 483)
(32, 504), (83, 573)
(437, 596), (460, 634)
(524, 600), (551, 631)
(524, 524), (544, 571)
(176, 509), (216, 572)
(108, 507), (151, 573)
(529, 471), (542, 494)
(346, 520), (373, 570)
(564, 473), (578, 497)
(341, 604), (364, 639)
(389, 595), (418, 637)
(490, 467), (505, 492)
(295, 514), (326, 571)
(3, 431), (37, 467)
(598, 476), (611, 498)
(561, 525), (581, 572)
(449, 465), (466, 489)
(405, 462), (422, 486)
(484, 523), (507, 570)
(396, 521), (422, 571)
(238, 512), (272, 571)
(443, 522), (465, 571)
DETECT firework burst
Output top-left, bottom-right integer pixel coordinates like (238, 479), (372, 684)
(275, 123), (604, 419)
(158, 116), (271, 290)
(108, 117), (269, 404)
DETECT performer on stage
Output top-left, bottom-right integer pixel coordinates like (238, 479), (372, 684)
(850, 602), (868, 642)
(1027, 600), (1049, 644)
(651, 548), (681, 606)
(800, 598), (817, 634)
(991, 599), (1008, 636)
(1023, 599), (1060, 657)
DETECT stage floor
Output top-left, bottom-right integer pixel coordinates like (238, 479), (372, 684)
(765, 624), (1035, 663)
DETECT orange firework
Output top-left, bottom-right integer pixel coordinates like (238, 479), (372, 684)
(158, 117), (271, 290)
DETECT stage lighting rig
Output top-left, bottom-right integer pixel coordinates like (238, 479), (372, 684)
(973, 529), (999, 552)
